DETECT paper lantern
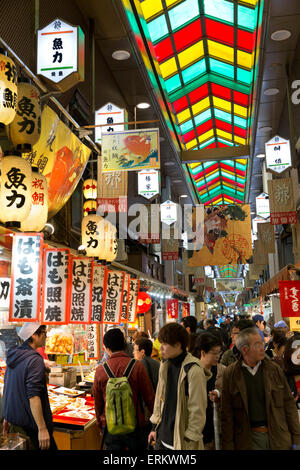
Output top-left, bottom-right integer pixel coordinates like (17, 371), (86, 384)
(7, 78), (41, 151)
(83, 199), (97, 216)
(83, 179), (97, 200)
(0, 50), (18, 125)
(0, 152), (32, 226)
(81, 212), (103, 258)
(137, 292), (152, 314)
(20, 168), (48, 231)
(105, 221), (118, 263)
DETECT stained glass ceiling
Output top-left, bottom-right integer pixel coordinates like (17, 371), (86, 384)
(122, 0), (264, 205)
(218, 264), (239, 278)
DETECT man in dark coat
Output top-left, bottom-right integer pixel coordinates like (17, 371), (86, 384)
(3, 323), (56, 450)
(221, 327), (300, 450)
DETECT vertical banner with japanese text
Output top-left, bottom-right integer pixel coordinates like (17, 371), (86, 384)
(9, 233), (43, 322)
(103, 270), (125, 324)
(120, 273), (130, 323)
(87, 324), (100, 360)
(167, 299), (179, 319)
(127, 278), (140, 323)
(279, 281), (300, 317)
(41, 248), (70, 325)
(69, 257), (93, 324)
(91, 264), (107, 323)
(182, 302), (190, 318)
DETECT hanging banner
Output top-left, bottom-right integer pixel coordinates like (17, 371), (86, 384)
(279, 281), (300, 317)
(268, 178), (297, 225)
(215, 278), (244, 292)
(95, 102), (127, 144)
(0, 278), (11, 310)
(253, 239), (268, 266)
(120, 273), (130, 323)
(9, 233), (43, 322)
(87, 324), (100, 360)
(128, 278), (140, 323)
(160, 200), (177, 226)
(41, 248), (70, 325)
(265, 135), (292, 175)
(101, 128), (160, 172)
(103, 270), (125, 324)
(23, 105), (91, 218)
(167, 299), (179, 319)
(139, 204), (160, 244)
(182, 302), (190, 318)
(162, 227), (179, 260)
(257, 222), (275, 253)
(255, 193), (270, 220)
(138, 169), (160, 200)
(91, 264), (107, 323)
(249, 263), (264, 280)
(97, 157), (128, 213)
(188, 204), (252, 266)
(69, 257), (93, 324)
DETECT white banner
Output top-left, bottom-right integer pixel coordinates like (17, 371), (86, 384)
(69, 257), (93, 324)
(103, 270), (124, 324)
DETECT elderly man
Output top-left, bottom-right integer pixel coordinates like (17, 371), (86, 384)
(221, 327), (300, 450)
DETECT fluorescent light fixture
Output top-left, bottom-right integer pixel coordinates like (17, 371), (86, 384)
(180, 195), (188, 198)
(271, 30), (291, 41)
(136, 102), (150, 109)
(264, 88), (280, 96)
(255, 153), (265, 159)
(164, 161), (175, 166)
(112, 50), (131, 60)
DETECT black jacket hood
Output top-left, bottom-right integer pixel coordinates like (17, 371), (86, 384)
(6, 342), (37, 369)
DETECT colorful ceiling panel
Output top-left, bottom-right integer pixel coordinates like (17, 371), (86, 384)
(218, 265), (239, 278)
(122, 0), (264, 205)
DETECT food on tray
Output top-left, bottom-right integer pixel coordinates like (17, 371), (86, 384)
(58, 410), (94, 420)
(45, 333), (73, 355)
(84, 370), (96, 383)
(52, 386), (84, 397)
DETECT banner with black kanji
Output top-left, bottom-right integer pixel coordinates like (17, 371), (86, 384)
(102, 270), (125, 324)
(91, 264), (107, 323)
(127, 278), (140, 323)
(69, 257), (93, 324)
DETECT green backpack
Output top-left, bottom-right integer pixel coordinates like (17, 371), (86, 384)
(103, 359), (136, 435)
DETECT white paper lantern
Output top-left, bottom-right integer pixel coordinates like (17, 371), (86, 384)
(81, 212), (103, 258)
(0, 50), (18, 125)
(83, 199), (97, 217)
(0, 152), (32, 226)
(7, 79), (41, 152)
(83, 179), (97, 200)
(20, 168), (48, 231)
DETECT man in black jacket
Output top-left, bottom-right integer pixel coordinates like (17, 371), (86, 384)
(3, 322), (56, 450)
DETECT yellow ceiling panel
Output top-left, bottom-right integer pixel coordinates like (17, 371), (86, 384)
(216, 129), (233, 141)
(208, 40), (234, 64)
(234, 135), (246, 145)
(213, 97), (232, 113)
(160, 57), (177, 79)
(178, 41), (204, 69)
(198, 129), (214, 143)
(186, 138), (198, 149)
(140, 0), (163, 20)
(192, 97), (210, 115)
(177, 107), (191, 124)
(234, 104), (247, 118)
(237, 50), (254, 70)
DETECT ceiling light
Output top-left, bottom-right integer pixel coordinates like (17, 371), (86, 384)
(137, 102), (150, 109)
(250, 212), (256, 215)
(173, 179), (182, 183)
(271, 30), (291, 41)
(180, 195), (188, 198)
(112, 50), (131, 60)
(255, 154), (265, 159)
(164, 161), (175, 166)
(264, 88), (280, 96)
(259, 126), (272, 133)
(159, 136), (165, 142)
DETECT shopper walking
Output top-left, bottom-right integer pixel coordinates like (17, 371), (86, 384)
(148, 323), (210, 450)
(221, 327), (300, 450)
(93, 328), (154, 452)
(3, 323), (57, 450)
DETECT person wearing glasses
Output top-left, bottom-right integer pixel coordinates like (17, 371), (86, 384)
(221, 327), (300, 450)
(191, 333), (226, 450)
(3, 323), (57, 451)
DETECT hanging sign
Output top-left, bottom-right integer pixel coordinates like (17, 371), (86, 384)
(97, 158), (128, 213)
(139, 204), (160, 244)
(182, 302), (190, 318)
(265, 135), (292, 174)
(268, 178), (297, 225)
(0, 278), (11, 310)
(279, 281), (300, 317)
(167, 299), (179, 319)
(127, 278), (140, 323)
(138, 169), (160, 200)
(120, 273), (130, 323)
(257, 222), (275, 253)
(41, 248), (70, 324)
(101, 128), (160, 172)
(95, 102), (126, 144)
(289, 317), (300, 332)
(255, 193), (270, 220)
(37, 18), (85, 92)
(162, 228), (179, 260)
(103, 270), (125, 324)
(136, 291), (152, 314)
(9, 233), (43, 322)
(69, 257), (93, 324)
(87, 324), (99, 360)
(160, 200), (177, 225)
(91, 264), (107, 323)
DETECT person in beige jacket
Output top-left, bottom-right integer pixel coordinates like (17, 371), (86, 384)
(148, 323), (210, 450)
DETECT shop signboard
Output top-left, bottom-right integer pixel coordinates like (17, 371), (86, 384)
(265, 135), (292, 175)
(182, 302), (190, 318)
(9, 233), (43, 322)
(87, 324), (99, 360)
(268, 178), (297, 225)
(95, 102), (126, 144)
(69, 257), (93, 324)
(97, 158), (128, 213)
(101, 128), (160, 172)
(289, 317), (300, 332)
(279, 281), (300, 317)
(167, 299), (179, 319)
(41, 248), (70, 325)
(162, 228), (179, 260)
(160, 200), (177, 226)
(127, 278), (140, 323)
(37, 18), (85, 92)
(215, 278), (244, 292)
(120, 273), (130, 323)
(139, 204), (160, 244)
(255, 193), (270, 220)
(103, 270), (125, 324)
(0, 278), (10, 310)
(138, 169), (160, 200)
(91, 264), (107, 323)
